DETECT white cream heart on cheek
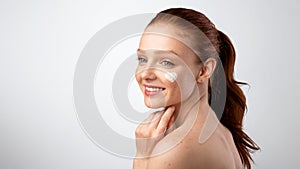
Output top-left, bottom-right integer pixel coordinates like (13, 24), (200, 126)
(164, 72), (177, 83)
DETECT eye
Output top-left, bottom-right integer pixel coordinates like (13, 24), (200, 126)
(161, 60), (174, 67)
(137, 57), (147, 64)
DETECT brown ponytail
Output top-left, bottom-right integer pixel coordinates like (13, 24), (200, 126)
(217, 30), (260, 169)
(148, 7), (260, 169)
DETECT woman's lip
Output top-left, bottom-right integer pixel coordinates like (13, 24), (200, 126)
(144, 84), (165, 88)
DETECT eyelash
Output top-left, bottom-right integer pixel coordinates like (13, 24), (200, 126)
(137, 57), (175, 67)
(161, 60), (174, 67)
(137, 57), (147, 63)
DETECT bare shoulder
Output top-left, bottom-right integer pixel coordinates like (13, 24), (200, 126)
(147, 123), (243, 169)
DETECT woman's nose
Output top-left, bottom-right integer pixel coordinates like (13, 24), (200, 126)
(140, 68), (157, 81)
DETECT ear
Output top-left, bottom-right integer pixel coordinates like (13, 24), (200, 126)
(196, 58), (217, 83)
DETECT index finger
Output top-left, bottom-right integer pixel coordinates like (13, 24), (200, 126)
(156, 106), (175, 132)
(141, 111), (161, 125)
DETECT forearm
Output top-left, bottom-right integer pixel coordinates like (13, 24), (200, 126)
(133, 158), (149, 169)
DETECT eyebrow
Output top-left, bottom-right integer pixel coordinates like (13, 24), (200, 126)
(137, 49), (180, 56)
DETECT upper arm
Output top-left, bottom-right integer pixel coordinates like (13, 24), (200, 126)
(147, 145), (188, 169)
(146, 138), (206, 169)
(146, 138), (229, 169)
(146, 130), (190, 169)
(146, 124), (234, 169)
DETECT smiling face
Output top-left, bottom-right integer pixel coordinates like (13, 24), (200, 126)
(135, 27), (202, 108)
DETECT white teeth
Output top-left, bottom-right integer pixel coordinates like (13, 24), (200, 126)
(145, 87), (164, 92)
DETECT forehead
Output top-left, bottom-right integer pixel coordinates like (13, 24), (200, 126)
(138, 33), (187, 57)
(138, 32), (199, 65)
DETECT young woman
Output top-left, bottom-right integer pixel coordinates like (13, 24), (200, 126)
(133, 8), (259, 169)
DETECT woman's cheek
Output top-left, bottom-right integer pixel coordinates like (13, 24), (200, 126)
(174, 70), (196, 99)
(163, 71), (180, 96)
(135, 72), (141, 86)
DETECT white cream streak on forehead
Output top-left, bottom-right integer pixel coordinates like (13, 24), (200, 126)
(164, 72), (177, 83)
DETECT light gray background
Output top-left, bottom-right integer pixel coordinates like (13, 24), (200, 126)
(1, 0), (299, 169)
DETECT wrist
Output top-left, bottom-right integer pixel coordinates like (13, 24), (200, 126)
(133, 158), (149, 169)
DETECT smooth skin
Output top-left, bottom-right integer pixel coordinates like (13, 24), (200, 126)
(133, 26), (243, 169)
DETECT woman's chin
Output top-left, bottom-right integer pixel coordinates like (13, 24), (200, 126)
(143, 95), (170, 109)
(145, 103), (162, 109)
(144, 101), (166, 109)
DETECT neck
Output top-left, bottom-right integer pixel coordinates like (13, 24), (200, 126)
(172, 85), (210, 128)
